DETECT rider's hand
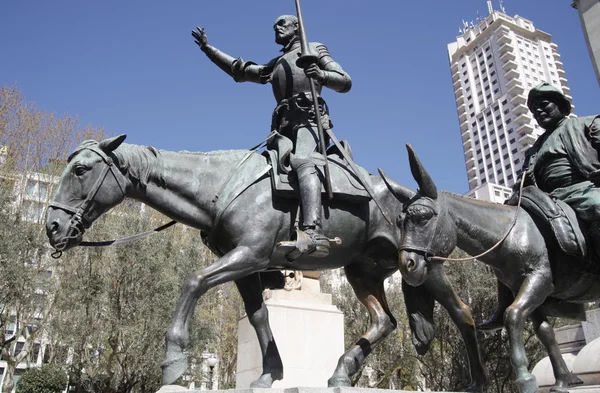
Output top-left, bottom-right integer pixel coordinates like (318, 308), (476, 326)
(192, 27), (208, 49)
(304, 63), (326, 84)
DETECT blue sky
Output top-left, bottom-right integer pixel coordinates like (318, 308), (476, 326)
(1, 1), (598, 194)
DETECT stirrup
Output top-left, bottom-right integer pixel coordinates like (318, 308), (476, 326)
(277, 229), (342, 261)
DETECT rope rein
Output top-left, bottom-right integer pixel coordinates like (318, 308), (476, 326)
(428, 171), (526, 263)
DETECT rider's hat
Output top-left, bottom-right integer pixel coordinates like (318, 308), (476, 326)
(527, 82), (572, 116)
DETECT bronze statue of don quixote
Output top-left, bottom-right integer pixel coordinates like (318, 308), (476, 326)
(45, 2), (599, 393)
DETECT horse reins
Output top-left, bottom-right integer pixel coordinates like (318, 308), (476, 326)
(427, 171), (527, 263)
(49, 134), (278, 259)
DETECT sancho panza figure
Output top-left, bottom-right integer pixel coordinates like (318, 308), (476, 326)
(192, 15), (352, 257)
(481, 82), (600, 331)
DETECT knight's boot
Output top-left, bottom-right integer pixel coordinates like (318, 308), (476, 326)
(589, 221), (600, 258)
(297, 164), (330, 257)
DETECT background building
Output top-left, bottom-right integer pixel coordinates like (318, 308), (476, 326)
(448, 2), (574, 202)
(572, 0), (600, 85)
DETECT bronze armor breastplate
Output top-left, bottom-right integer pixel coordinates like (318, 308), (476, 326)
(270, 47), (322, 103)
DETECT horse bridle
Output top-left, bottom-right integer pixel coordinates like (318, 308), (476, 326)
(396, 198), (441, 262)
(399, 173), (527, 263)
(49, 145), (126, 256)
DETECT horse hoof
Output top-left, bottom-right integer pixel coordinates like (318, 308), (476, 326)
(516, 375), (538, 393)
(249, 373), (279, 388)
(327, 376), (352, 387)
(161, 353), (189, 385)
(568, 372), (584, 386)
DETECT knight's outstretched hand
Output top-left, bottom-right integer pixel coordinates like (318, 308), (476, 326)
(192, 26), (208, 49)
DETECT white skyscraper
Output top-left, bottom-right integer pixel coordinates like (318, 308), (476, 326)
(448, 4), (573, 202)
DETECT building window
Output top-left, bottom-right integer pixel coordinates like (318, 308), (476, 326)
(490, 71), (496, 76)
(514, 158), (520, 164)
(512, 148), (518, 154)
(500, 133), (505, 139)
(508, 128), (514, 134)
(478, 158), (483, 164)
(510, 138), (516, 143)
(506, 118), (512, 124)
(495, 159), (501, 164)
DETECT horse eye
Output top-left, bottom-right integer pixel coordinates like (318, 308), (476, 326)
(74, 165), (88, 176)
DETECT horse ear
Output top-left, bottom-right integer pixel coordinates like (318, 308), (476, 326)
(378, 168), (416, 203)
(406, 144), (437, 199)
(99, 134), (127, 153)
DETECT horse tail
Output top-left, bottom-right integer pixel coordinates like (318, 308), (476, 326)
(402, 279), (435, 355)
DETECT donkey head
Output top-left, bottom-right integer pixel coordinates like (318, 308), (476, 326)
(46, 135), (128, 252)
(379, 144), (456, 286)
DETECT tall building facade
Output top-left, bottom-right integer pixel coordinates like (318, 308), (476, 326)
(448, 7), (573, 200)
(572, 0), (600, 85)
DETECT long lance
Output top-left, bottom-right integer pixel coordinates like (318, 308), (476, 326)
(294, 0), (393, 225)
(294, 0), (333, 200)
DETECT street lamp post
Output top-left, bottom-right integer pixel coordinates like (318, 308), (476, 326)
(207, 356), (217, 390)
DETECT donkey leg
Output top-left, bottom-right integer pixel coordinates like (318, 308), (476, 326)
(328, 262), (397, 387)
(425, 263), (488, 392)
(234, 273), (283, 388)
(162, 245), (269, 385)
(530, 309), (583, 393)
(504, 273), (553, 393)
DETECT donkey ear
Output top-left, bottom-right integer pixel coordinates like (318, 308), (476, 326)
(406, 144), (437, 199)
(378, 168), (416, 203)
(99, 134), (127, 153)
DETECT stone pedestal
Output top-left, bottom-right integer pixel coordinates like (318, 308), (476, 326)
(236, 273), (344, 388)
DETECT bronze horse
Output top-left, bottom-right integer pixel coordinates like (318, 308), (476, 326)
(380, 144), (596, 393)
(46, 135), (488, 390)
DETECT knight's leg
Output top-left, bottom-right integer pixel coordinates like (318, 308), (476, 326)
(235, 273), (283, 388)
(292, 125), (329, 256)
(504, 272), (554, 393)
(162, 245), (270, 385)
(328, 262), (397, 387)
(529, 309), (583, 393)
(425, 263), (488, 392)
(479, 278), (514, 332)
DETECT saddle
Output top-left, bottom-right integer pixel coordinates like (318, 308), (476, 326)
(264, 141), (372, 203)
(507, 186), (587, 258)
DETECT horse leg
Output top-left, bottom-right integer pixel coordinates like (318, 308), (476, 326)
(328, 262), (397, 387)
(529, 309), (583, 393)
(503, 272), (553, 393)
(162, 244), (270, 385)
(424, 263), (488, 392)
(234, 273), (283, 388)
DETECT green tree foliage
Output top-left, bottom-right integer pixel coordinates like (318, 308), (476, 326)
(16, 365), (67, 393)
(0, 84), (105, 393)
(1, 84), (235, 393)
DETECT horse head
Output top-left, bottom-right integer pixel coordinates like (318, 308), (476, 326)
(46, 135), (128, 252)
(379, 144), (457, 286)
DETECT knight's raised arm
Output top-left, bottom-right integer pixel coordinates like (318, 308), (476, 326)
(193, 27), (269, 84)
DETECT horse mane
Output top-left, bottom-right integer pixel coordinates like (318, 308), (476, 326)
(176, 149), (249, 156)
(113, 143), (166, 190)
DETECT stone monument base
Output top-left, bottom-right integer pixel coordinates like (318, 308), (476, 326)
(158, 387), (460, 393)
(236, 276), (344, 388)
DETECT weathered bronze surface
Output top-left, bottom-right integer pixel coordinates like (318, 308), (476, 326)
(45, 136), (488, 391)
(382, 135), (600, 393)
